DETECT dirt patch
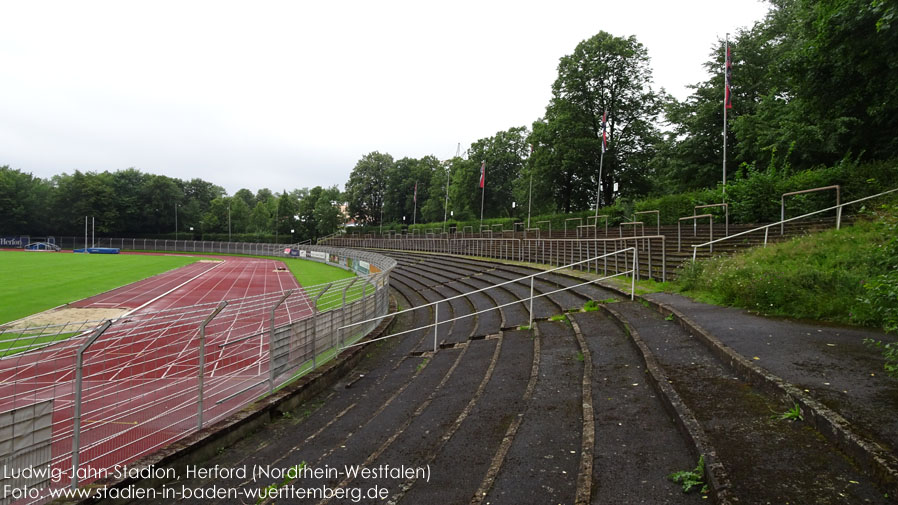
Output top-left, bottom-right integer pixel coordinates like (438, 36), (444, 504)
(4, 307), (128, 331)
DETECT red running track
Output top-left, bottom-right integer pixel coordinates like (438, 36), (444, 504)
(0, 254), (318, 500)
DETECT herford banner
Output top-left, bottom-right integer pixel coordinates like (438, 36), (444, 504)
(0, 236), (29, 248)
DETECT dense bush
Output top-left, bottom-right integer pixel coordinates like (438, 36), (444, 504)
(674, 200), (898, 327)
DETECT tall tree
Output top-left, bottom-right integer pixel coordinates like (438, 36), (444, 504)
(0, 166), (52, 235)
(345, 152), (392, 225)
(313, 186), (343, 237)
(538, 31), (664, 208)
(384, 156), (439, 224)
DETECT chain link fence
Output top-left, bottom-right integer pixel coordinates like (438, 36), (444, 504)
(0, 241), (394, 503)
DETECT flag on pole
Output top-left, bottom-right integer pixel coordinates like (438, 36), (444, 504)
(479, 161), (486, 189)
(725, 45), (733, 109)
(601, 111), (608, 153)
(413, 181), (417, 203)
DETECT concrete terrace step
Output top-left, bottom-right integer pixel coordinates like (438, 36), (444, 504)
(119, 249), (894, 505)
(604, 299), (889, 504)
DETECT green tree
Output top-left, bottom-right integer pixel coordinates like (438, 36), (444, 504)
(421, 160), (452, 224)
(140, 174), (182, 235)
(275, 190), (298, 240)
(50, 171), (120, 236)
(295, 186), (321, 241)
(384, 156), (439, 224)
(234, 188), (255, 209)
(469, 127), (529, 219)
(227, 195), (251, 234)
(345, 152), (392, 225)
(0, 166), (52, 235)
(249, 198), (273, 235)
(539, 31), (664, 209)
(779, 0), (898, 163)
(313, 186), (343, 237)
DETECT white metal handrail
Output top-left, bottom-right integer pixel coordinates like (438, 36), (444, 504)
(339, 247), (637, 353)
(634, 210), (660, 236)
(692, 186), (898, 261)
(694, 203), (728, 237)
(781, 185), (839, 234)
(679, 214), (713, 252)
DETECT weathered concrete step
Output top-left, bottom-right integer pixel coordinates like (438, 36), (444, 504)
(483, 319), (583, 504)
(570, 311), (700, 505)
(391, 270), (474, 346)
(608, 300), (891, 504)
(334, 337), (501, 504)
(392, 262), (500, 340)
(399, 330), (536, 505)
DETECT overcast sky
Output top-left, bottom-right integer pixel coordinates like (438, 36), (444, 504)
(0, 0), (770, 196)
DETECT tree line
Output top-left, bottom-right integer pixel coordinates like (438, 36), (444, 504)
(0, 167), (343, 243)
(3, 0), (896, 239)
(345, 0), (897, 226)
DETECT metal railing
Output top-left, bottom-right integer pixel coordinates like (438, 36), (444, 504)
(692, 186), (898, 261)
(694, 203), (728, 237)
(679, 214), (713, 252)
(323, 235), (668, 282)
(634, 210), (660, 236)
(586, 214), (610, 236)
(0, 241), (395, 501)
(781, 185), (839, 234)
(340, 247), (638, 353)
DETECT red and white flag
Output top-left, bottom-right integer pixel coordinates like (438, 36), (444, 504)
(479, 161), (486, 189)
(601, 111), (608, 153)
(725, 45), (733, 109)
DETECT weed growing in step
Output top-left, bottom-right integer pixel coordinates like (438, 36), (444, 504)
(598, 297), (619, 304)
(518, 324), (532, 331)
(416, 358), (429, 372)
(669, 455), (708, 494)
(582, 300), (600, 312)
(774, 403), (804, 422)
(665, 313), (675, 322)
(575, 351), (585, 362)
(548, 314), (571, 326)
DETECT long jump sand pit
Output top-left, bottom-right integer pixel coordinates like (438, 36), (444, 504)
(3, 306), (129, 331)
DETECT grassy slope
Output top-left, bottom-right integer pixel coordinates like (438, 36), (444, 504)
(0, 252), (199, 324)
(672, 203), (897, 327)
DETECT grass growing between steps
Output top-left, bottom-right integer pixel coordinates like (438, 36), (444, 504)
(672, 201), (898, 332)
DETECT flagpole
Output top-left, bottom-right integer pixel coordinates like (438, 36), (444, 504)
(595, 110), (607, 216)
(413, 181), (417, 226)
(595, 150), (605, 216)
(723, 33), (729, 200)
(479, 160), (485, 232)
(527, 144), (533, 228)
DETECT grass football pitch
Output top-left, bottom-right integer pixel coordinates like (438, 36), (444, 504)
(0, 251), (358, 325)
(0, 252), (200, 324)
